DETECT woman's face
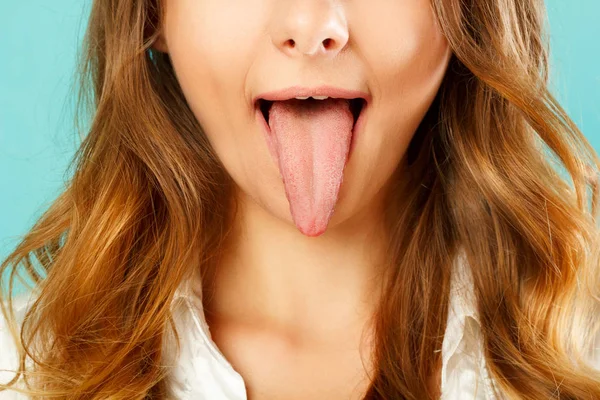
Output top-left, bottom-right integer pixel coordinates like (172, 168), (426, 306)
(156, 0), (451, 234)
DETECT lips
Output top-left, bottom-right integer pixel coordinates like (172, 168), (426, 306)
(255, 97), (368, 158)
(257, 98), (366, 126)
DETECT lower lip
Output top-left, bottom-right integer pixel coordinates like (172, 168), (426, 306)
(254, 100), (369, 163)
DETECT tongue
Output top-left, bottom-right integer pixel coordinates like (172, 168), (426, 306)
(267, 98), (354, 237)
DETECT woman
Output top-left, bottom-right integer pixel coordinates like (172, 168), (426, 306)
(1, 0), (600, 398)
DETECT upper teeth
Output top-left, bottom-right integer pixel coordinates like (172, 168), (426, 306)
(295, 96), (329, 100)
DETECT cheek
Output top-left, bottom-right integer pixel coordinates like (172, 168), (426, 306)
(376, 37), (450, 160)
(164, 10), (240, 113)
(163, 0), (265, 90)
(361, 3), (450, 108)
(351, 7), (450, 162)
(162, 1), (266, 168)
(337, 4), (450, 210)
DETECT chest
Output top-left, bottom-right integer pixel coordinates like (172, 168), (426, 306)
(207, 317), (376, 400)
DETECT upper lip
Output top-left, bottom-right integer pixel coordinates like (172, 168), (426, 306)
(253, 85), (371, 105)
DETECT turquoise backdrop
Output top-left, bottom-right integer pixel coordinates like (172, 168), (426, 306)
(1, 1), (599, 294)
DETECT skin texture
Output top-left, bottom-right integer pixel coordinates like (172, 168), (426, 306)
(155, 0), (451, 398)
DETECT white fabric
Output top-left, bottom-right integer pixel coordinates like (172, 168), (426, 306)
(1, 254), (598, 399)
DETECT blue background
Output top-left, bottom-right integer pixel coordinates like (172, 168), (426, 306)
(1, 1), (599, 292)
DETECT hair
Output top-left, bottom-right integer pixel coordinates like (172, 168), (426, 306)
(2, 0), (600, 398)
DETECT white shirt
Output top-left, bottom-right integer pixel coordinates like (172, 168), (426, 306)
(1, 254), (598, 399)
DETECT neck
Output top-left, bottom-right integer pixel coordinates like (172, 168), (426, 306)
(202, 184), (392, 337)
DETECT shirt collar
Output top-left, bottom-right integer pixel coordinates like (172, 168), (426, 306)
(449, 248), (480, 323)
(165, 250), (487, 399)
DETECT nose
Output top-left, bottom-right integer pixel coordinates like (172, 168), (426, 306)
(271, 0), (349, 58)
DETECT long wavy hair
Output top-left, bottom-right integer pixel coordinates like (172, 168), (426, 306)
(2, 0), (600, 398)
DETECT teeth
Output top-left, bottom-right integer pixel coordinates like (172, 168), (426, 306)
(294, 96), (330, 100)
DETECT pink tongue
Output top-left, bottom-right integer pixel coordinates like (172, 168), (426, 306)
(267, 98), (354, 237)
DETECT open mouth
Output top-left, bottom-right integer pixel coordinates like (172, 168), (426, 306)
(256, 97), (367, 127)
